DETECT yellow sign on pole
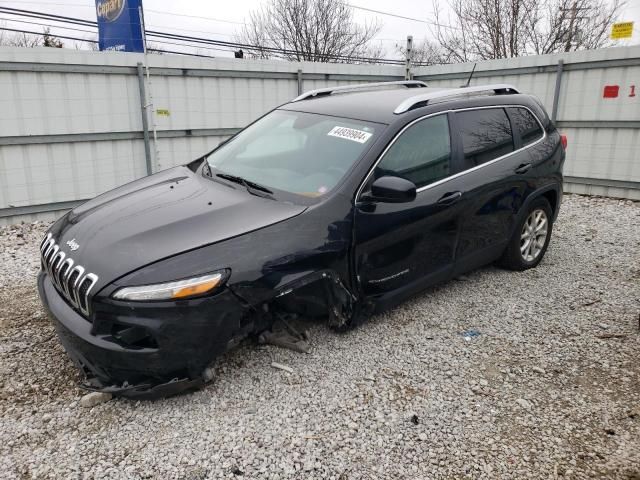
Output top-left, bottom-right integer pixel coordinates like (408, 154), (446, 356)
(611, 22), (634, 39)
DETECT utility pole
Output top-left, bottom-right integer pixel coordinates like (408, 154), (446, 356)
(139, 5), (160, 173)
(560, 1), (591, 52)
(404, 35), (413, 80)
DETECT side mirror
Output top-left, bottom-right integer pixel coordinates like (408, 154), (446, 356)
(368, 176), (417, 203)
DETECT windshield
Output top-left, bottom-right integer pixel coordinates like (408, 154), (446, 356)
(206, 110), (382, 198)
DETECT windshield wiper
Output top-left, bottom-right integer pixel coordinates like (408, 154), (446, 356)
(216, 173), (275, 198)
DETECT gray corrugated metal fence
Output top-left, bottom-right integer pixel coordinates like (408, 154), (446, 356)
(0, 45), (638, 225)
(414, 47), (640, 200)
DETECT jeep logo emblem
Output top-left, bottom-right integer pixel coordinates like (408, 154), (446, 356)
(66, 238), (80, 251)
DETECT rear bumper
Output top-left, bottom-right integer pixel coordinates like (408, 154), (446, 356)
(37, 271), (248, 394)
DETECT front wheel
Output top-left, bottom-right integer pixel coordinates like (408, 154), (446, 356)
(499, 197), (553, 271)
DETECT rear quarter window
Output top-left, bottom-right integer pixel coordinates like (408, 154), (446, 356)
(455, 108), (514, 168)
(509, 107), (544, 147)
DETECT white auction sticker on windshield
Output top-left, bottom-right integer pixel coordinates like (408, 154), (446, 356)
(328, 126), (372, 144)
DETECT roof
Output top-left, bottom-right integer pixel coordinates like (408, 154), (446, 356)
(279, 84), (526, 124)
(280, 87), (450, 124)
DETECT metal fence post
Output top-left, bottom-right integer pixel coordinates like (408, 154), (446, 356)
(551, 60), (564, 123)
(405, 35), (413, 80)
(297, 68), (303, 95)
(136, 62), (153, 176)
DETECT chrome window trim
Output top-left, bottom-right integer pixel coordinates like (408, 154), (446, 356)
(355, 104), (546, 202)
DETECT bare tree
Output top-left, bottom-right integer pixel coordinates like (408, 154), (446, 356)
(0, 26), (64, 48)
(42, 28), (63, 48)
(433, 0), (625, 61)
(525, 0), (624, 54)
(73, 37), (100, 51)
(236, 0), (382, 62)
(396, 39), (446, 66)
(1, 31), (42, 47)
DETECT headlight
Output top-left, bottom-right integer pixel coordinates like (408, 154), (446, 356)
(112, 273), (224, 301)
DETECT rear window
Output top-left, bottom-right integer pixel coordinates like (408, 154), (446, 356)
(456, 108), (514, 168)
(510, 107), (544, 146)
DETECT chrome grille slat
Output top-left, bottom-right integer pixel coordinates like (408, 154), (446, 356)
(58, 258), (74, 296)
(68, 265), (85, 307)
(40, 234), (99, 318)
(51, 251), (66, 289)
(44, 245), (59, 275)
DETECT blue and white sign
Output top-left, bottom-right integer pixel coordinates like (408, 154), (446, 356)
(95, 0), (144, 52)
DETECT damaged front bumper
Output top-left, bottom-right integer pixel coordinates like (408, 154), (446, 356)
(37, 271), (249, 399)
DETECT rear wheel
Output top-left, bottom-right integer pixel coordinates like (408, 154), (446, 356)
(499, 197), (553, 271)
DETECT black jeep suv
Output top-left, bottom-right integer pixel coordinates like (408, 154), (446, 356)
(37, 81), (565, 397)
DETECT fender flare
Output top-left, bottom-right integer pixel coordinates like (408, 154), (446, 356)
(510, 183), (561, 238)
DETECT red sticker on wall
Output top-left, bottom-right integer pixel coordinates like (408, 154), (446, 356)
(603, 85), (619, 98)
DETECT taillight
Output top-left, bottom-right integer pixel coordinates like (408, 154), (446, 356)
(560, 134), (567, 150)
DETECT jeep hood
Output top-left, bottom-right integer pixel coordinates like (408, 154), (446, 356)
(49, 166), (306, 288)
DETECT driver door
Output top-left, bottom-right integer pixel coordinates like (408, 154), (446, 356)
(354, 113), (467, 303)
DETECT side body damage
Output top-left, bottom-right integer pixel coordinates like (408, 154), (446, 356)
(37, 178), (362, 398)
(37, 87), (565, 398)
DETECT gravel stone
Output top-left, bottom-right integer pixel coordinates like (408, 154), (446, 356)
(0, 195), (639, 479)
(79, 392), (113, 408)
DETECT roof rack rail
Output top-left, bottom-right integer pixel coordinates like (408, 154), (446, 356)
(291, 80), (428, 102)
(393, 84), (520, 114)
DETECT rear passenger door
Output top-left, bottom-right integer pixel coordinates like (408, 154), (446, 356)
(451, 106), (543, 273)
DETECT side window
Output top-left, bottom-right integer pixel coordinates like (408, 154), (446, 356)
(373, 114), (451, 189)
(510, 107), (544, 147)
(456, 108), (514, 168)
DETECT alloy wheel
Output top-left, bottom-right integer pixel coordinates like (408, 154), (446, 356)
(520, 208), (548, 262)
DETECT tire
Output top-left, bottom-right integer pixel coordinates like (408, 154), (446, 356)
(498, 197), (553, 271)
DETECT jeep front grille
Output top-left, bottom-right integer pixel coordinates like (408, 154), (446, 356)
(40, 233), (99, 317)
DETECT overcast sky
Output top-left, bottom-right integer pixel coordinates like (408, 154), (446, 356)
(1, 0), (639, 58)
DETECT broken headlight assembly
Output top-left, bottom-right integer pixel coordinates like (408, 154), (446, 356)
(112, 272), (226, 301)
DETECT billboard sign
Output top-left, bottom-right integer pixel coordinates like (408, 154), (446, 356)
(95, 0), (144, 52)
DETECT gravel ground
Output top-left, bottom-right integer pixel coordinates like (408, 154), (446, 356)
(0, 194), (639, 479)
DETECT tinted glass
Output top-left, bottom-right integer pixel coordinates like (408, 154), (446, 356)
(374, 114), (451, 189)
(457, 108), (514, 167)
(510, 107), (543, 146)
(207, 110), (380, 197)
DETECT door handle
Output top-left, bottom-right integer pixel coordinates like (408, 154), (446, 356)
(437, 191), (462, 205)
(515, 163), (532, 174)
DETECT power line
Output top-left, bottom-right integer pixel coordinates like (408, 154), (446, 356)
(343, 1), (459, 30)
(0, 12), (236, 39)
(0, 7), (405, 64)
(0, 26), (236, 57)
(145, 8), (246, 26)
(0, 19), (242, 54)
(344, 3), (432, 24)
(0, 25), (93, 45)
(2, 0), (248, 25)
(1, 16), (96, 35)
(0, 1), (93, 6)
